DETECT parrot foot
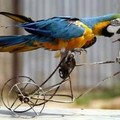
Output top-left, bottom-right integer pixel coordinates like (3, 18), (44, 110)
(72, 48), (87, 54)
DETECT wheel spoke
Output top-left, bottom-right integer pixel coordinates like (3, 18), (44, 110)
(13, 102), (23, 112)
(15, 84), (25, 98)
(9, 97), (19, 109)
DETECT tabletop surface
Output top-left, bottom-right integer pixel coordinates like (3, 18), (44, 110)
(0, 107), (120, 120)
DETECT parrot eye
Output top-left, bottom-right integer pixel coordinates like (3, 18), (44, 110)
(111, 18), (120, 26)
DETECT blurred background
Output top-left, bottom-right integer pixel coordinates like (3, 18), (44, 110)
(0, 0), (120, 109)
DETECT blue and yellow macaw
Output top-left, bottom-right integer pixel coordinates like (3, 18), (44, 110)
(0, 12), (120, 52)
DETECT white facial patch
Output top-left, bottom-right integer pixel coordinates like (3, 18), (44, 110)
(107, 25), (120, 33)
(111, 18), (120, 26)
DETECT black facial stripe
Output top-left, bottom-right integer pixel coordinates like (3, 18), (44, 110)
(101, 25), (114, 37)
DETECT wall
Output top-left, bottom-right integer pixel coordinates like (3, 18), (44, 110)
(0, 0), (16, 89)
(0, 0), (120, 91)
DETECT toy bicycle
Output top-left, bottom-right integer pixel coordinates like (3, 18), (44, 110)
(1, 47), (120, 118)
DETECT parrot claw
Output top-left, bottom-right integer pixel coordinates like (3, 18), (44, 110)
(72, 48), (87, 54)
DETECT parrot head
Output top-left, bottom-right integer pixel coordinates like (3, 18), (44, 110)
(80, 13), (120, 37)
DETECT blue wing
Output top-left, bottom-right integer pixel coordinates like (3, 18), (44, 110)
(0, 34), (46, 52)
(18, 17), (85, 40)
(0, 15), (86, 52)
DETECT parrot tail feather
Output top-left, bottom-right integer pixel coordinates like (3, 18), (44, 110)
(0, 34), (39, 52)
(0, 12), (34, 23)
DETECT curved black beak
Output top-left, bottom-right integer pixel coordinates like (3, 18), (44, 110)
(116, 28), (120, 34)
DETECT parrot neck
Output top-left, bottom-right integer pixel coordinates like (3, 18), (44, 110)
(80, 13), (120, 37)
(80, 13), (120, 29)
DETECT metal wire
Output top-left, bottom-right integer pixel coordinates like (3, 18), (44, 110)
(1, 45), (120, 117)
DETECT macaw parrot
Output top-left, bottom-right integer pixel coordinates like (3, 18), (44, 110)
(0, 12), (120, 52)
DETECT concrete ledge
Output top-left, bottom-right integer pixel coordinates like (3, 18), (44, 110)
(0, 107), (120, 120)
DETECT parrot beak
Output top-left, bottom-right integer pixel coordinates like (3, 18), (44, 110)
(112, 38), (120, 43)
(116, 28), (120, 34)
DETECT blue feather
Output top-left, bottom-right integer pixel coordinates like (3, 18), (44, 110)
(0, 35), (33, 46)
(18, 17), (85, 39)
(80, 13), (117, 28)
(0, 34), (56, 48)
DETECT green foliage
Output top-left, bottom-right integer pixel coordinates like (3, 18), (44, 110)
(75, 88), (120, 105)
